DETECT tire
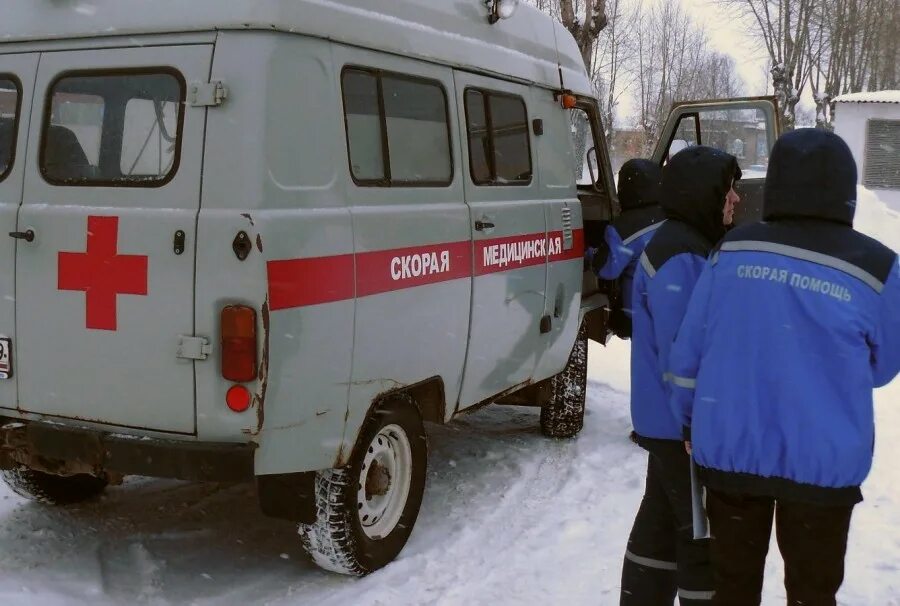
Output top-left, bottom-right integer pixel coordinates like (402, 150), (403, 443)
(540, 321), (588, 439)
(299, 394), (427, 575)
(1, 468), (108, 506)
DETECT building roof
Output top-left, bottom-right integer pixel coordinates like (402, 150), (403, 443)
(833, 90), (900, 104)
(0, 0), (592, 95)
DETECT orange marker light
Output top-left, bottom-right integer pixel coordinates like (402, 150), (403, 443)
(561, 94), (578, 109)
(221, 305), (258, 382)
(226, 384), (252, 413)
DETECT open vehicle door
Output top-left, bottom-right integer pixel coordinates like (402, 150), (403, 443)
(653, 96), (783, 225)
(568, 96), (617, 343)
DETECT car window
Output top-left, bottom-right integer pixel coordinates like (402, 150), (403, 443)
(662, 108), (772, 178)
(464, 88), (532, 186)
(342, 68), (452, 187)
(42, 71), (184, 186)
(0, 77), (20, 181)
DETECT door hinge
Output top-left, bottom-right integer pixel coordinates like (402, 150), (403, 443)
(188, 81), (227, 107)
(177, 335), (212, 360)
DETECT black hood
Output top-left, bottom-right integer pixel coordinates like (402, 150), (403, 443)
(662, 146), (741, 244)
(763, 128), (857, 226)
(618, 158), (663, 210)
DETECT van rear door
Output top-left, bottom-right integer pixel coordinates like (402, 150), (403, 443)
(0, 53), (39, 414)
(14, 45), (213, 433)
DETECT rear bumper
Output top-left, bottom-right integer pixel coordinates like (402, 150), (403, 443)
(0, 417), (255, 483)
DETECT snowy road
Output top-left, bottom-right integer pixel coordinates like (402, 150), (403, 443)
(0, 354), (634, 605)
(2, 188), (899, 605)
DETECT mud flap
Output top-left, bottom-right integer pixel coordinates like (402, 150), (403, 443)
(580, 292), (611, 345)
(257, 472), (318, 524)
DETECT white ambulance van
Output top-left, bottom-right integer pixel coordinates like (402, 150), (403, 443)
(0, 0), (781, 574)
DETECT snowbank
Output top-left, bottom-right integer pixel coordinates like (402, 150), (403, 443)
(855, 185), (900, 249)
(844, 185), (900, 605)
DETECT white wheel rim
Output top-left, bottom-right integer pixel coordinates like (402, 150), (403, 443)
(357, 423), (413, 540)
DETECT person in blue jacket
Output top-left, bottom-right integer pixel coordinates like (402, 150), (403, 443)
(668, 129), (900, 606)
(586, 159), (665, 338)
(620, 146), (741, 606)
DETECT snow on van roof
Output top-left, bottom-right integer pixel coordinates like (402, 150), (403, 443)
(833, 90), (900, 104)
(0, 0), (592, 96)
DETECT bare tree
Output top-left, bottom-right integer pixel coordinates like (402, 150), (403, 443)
(806, 0), (843, 128)
(696, 52), (746, 99)
(871, 0), (900, 88)
(631, 1), (719, 153)
(806, 0), (900, 129)
(591, 0), (639, 135)
(529, 0), (611, 70)
(719, 0), (818, 130)
(532, 0), (747, 157)
(559, 0), (610, 70)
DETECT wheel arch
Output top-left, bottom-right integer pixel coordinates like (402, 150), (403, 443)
(335, 376), (444, 469)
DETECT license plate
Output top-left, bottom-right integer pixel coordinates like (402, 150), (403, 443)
(0, 337), (11, 379)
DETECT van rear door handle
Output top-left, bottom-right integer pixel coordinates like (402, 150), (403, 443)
(9, 230), (34, 242)
(474, 221), (495, 232)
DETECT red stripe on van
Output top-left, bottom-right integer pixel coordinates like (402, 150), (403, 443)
(356, 241), (472, 297)
(475, 229), (585, 275)
(267, 229), (584, 311)
(267, 254), (355, 311)
(556, 228), (586, 262)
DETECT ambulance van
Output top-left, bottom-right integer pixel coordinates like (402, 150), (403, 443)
(0, 0), (781, 574)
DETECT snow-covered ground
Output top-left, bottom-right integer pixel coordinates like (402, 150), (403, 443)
(1, 188), (898, 605)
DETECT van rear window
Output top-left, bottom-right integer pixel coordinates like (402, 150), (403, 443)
(342, 68), (452, 187)
(40, 70), (184, 187)
(464, 89), (532, 186)
(0, 77), (20, 182)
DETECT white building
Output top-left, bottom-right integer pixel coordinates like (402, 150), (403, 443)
(833, 91), (900, 211)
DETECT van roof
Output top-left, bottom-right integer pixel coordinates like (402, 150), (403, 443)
(1, 0), (593, 95)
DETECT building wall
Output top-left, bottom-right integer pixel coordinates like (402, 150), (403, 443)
(834, 103), (900, 212)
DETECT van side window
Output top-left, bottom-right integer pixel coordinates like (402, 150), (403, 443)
(342, 68), (452, 187)
(464, 89), (532, 186)
(40, 70), (184, 187)
(0, 77), (20, 182)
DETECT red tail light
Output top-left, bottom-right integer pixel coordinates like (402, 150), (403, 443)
(226, 385), (252, 412)
(221, 305), (257, 382)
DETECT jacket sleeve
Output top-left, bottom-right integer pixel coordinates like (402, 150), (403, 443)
(668, 261), (716, 429)
(596, 225), (633, 281)
(645, 252), (706, 399)
(871, 258), (900, 388)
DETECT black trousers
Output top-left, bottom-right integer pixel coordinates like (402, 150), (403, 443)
(621, 442), (713, 605)
(706, 489), (854, 606)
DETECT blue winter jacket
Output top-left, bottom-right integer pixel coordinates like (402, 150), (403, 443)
(588, 160), (666, 323)
(630, 147), (740, 441)
(669, 129), (900, 505)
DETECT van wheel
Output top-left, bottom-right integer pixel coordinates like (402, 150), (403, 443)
(1, 468), (108, 506)
(540, 321), (588, 439)
(298, 395), (427, 575)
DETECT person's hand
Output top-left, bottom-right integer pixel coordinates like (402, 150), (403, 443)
(685, 441), (692, 455)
